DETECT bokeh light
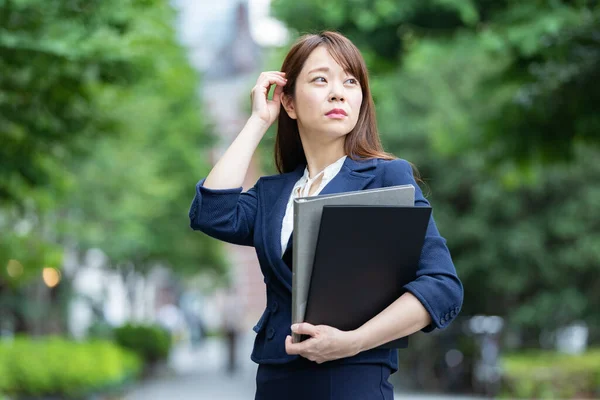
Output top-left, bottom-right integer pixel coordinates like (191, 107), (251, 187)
(42, 267), (61, 288)
(6, 259), (24, 278)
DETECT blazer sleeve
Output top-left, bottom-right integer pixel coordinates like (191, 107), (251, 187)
(384, 159), (464, 332)
(188, 178), (258, 247)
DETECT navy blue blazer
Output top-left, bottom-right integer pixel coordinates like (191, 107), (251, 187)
(189, 157), (463, 371)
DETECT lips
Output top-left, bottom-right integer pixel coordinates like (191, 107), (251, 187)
(326, 108), (347, 116)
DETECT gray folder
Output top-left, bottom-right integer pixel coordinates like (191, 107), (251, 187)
(291, 185), (415, 343)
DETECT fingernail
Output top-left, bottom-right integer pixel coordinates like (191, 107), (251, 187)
(291, 324), (298, 331)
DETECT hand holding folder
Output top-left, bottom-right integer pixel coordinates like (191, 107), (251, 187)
(290, 185), (430, 347)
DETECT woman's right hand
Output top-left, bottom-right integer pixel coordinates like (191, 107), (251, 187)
(250, 71), (287, 128)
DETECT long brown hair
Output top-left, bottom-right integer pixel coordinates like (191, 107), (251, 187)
(274, 31), (395, 174)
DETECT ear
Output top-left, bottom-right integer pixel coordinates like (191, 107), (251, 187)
(281, 94), (297, 120)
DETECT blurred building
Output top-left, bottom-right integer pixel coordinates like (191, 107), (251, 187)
(65, 247), (167, 338)
(173, 0), (288, 330)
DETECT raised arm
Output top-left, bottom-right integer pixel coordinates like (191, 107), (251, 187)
(203, 71), (287, 189)
(189, 72), (287, 245)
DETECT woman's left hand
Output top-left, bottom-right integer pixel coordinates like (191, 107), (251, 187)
(285, 323), (361, 364)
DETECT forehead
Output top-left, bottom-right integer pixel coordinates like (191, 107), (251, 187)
(301, 46), (348, 74)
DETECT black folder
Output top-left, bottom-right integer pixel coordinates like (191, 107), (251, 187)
(303, 205), (432, 348)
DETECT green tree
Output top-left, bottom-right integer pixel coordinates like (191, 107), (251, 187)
(271, 0), (600, 164)
(0, 0), (223, 333)
(63, 48), (225, 276)
(0, 0), (149, 204)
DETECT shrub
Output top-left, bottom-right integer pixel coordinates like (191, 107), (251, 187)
(0, 347), (9, 392)
(113, 323), (171, 364)
(501, 349), (600, 399)
(0, 336), (142, 399)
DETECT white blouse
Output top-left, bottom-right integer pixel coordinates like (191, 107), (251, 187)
(280, 155), (347, 256)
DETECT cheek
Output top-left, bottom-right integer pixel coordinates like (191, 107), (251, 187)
(350, 92), (363, 122)
(352, 91), (363, 109)
(296, 89), (323, 118)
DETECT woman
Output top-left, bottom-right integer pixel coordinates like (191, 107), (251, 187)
(189, 31), (463, 399)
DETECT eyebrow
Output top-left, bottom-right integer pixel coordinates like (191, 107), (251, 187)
(307, 67), (331, 74)
(307, 66), (355, 77)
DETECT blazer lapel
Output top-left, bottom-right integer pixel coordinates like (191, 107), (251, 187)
(318, 156), (377, 196)
(260, 157), (378, 291)
(259, 166), (303, 290)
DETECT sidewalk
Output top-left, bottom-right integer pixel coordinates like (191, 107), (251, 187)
(126, 334), (257, 400)
(125, 333), (483, 400)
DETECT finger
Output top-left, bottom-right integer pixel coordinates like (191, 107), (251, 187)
(291, 323), (318, 337)
(271, 83), (284, 103)
(255, 78), (286, 97)
(263, 76), (287, 89)
(263, 71), (287, 83)
(285, 335), (302, 355)
(259, 71), (287, 84)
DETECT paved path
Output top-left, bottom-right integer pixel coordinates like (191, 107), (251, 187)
(125, 334), (483, 400)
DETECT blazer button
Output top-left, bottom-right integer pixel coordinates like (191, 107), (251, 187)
(271, 301), (279, 313)
(267, 327), (275, 340)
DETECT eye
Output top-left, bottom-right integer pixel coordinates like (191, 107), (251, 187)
(313, 76), (327, 83)
(346, 78), (359, 85)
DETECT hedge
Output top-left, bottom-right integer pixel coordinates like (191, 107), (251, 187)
(501, 349), (600, 399)
(0, 337), (142, 399)
(113, 324), (171, 364)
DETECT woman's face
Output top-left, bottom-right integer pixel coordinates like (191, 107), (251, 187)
(283, 46), (363, 142)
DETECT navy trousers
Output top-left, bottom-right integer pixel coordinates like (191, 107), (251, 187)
(255, 358), (394, 400)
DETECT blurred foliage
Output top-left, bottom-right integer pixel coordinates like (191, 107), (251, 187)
(0, 0), (225, 286)
(501, 349), (600, 399)
(270, 0), (600, 340)
(0, 336), (141, 398)
(113, 323), (171, 364)
(271, 0), (600, 165)
(0, 0), (226, 334)
(0, 352), (8, 394)
(58, 13), (224, 274)
(1, 0), (144, 204)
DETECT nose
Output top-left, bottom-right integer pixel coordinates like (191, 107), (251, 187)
(329, 82), (345, 102)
